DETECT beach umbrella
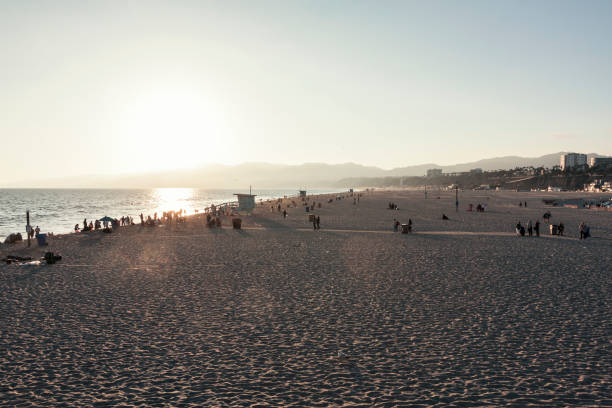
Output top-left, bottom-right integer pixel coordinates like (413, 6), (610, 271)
(98, 216), (114, 222)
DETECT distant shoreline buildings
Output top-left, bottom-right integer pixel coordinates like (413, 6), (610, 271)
(589, 156), (612, 168)
(560, 153), (587, 170)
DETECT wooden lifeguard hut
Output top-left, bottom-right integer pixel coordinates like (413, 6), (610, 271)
(234, 193), (256, 214)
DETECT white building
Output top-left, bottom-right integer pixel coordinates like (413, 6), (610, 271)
(560, 153), (587, 170)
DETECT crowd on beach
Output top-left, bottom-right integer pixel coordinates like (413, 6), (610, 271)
(514, 211), (591, 239)
(1, 190), (601, 245)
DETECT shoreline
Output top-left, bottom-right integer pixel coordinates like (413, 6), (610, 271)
(0, 188), (350, 243)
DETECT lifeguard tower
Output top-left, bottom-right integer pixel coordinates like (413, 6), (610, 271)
(299, 190), (307, 198)
(234, 193), (256, 214)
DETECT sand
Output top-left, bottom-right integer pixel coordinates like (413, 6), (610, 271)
(1, 190), (611, 406)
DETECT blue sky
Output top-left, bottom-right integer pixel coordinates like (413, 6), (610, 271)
(1, 0), (611, 183)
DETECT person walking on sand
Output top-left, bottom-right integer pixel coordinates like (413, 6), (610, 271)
(527, 220), (533, 237)
(408, 218), (412, 233)
(316, 216), (320, 230)
(313, 216), (317, 230)
(534, 220), (540, 237)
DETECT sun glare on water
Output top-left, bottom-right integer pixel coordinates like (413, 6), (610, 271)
(153, 188), (196, 215)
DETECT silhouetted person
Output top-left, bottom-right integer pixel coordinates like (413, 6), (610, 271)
(534, 221), (540, 237)
(527, 220), (533, 236)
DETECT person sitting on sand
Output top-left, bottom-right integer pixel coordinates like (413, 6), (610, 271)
(74, 224), (80, 232)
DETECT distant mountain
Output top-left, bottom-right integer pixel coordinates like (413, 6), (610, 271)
(6, 152), (610, 189)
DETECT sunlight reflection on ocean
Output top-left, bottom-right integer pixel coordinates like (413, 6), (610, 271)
(0, 188), (337, 240)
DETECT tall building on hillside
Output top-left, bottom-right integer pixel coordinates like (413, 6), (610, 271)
(589, 157), (612, 168)
(560, 153), (587, 170)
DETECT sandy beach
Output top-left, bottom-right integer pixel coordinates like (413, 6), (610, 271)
(1, 190), (611, 406)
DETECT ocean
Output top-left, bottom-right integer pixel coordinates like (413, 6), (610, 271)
(0, 188), (339, 241)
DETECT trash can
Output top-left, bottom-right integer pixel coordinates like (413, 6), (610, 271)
(305, 206), (310, 212)
(36, 234), (48, 246)
(232, 218), (242, 229)
(401, 224), (410, 234)
(550, 225), (558, 235)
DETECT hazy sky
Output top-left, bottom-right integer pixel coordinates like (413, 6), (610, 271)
(1, 0), (611, 184)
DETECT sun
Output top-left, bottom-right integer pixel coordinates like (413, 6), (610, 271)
(118, 88), (227, 171)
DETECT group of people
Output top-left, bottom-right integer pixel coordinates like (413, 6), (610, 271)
(206, 213), (223, 228)
(393, 218), (412, 233)
(120, 216), (134, 226)
(25, 225), (41, 239)
(388, 202), (399, 210)
(467, 203), (486, 212)
(515, 220), (541, 237)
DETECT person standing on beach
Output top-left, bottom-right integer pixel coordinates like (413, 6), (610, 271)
(316, 216), (320, 230)
(534, 220), (540, 237)
(313, 216), (317, 230)
(35, 226), (40, 237)
(527, 220), (533, 236)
